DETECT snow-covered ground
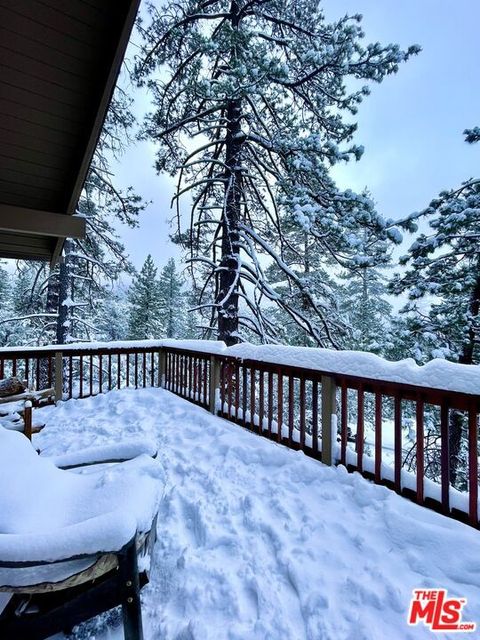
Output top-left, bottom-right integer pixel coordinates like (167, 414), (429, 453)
(34, 388), (480, 640)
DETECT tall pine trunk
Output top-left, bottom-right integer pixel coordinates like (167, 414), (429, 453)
(217, 1), (242, 346)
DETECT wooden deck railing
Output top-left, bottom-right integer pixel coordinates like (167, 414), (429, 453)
(1, 340), (479, 529)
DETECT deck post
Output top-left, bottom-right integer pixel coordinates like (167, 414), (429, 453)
(209, 355), (221, 415)
(54, 351), (63, 402)
(159, 349), (166, 388)
(321, 375), (337, 466)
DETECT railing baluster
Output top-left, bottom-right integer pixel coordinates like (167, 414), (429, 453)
(99, 354), (103, 393)
(178, 354), (182, 395)
(374, 392), (382, 484)
(341, 380), (347, 466)
(219, 360), (226, 413)
(356, 385), (364, 472)
(267, 371), (273, 436)
(134, 353), (138, 389)
(203, 357), (208, 405)
(175, 352), (178, 392)
(142, 352), (147, 388)
(242, 365), (248, 426)
(227, 362), (233, 417)
(394, 393), (402, 493)
(90, 354), (93, 396)
(183, 354), (187, 396)
(79, 356), (83, 398)
(468, 405), (478, 527)
(234, 362), (240, 421)
(117, 353), (121, 390)
(108, 354), (112, 391)
(35, 357), (39, 391)
(441, 401), (450, 513)
(68, 356), (73, 399)
(25, 357), (30, 388)
(48, 355), (52, 388)
(166, 352), (170, 390)
(299, 375), (306, 450)
(126, 353), (130, 387)
(416, 398), (424, 504)
(277, 369), (283, 442)
(151, 351), (155, 387)
(259, 369), (264, 432)
(312, 379), (318, 455)
(193, 357), (197, 402)
(12, 357), (17, 378)
(288, 375), (294, 445)
(250, 367), (256, 431)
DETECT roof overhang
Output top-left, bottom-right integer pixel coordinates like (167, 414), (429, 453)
(0, 0), (141, 265)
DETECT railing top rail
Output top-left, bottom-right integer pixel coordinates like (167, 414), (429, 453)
(230, 358), (479, 410)
(0, 339), (226, 358)
(219, 343), (480, 400)
(0, 339), (478, 404)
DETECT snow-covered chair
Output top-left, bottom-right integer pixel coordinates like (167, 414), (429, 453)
(0, 428), (163, 640)
(0, 378), (55, 439)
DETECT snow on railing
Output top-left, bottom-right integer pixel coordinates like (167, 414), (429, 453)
(0, 339), (479, 529)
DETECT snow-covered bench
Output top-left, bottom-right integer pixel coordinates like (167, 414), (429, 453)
(0, 428), (164, 640)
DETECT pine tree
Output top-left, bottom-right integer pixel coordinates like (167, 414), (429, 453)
(390, 130), (480, 488)
(391, 184), (480, 366)
(134, 1), (419, 345)
(95, 288), (129, 342)
(182, 289), (202, 339)
(0, 263), (13, 346)
(158, 258), (185, 338)
(338, 268), (393, 355)
(127, 256), (164, 339)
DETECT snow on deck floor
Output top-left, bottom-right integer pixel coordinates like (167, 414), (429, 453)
(35, 388), (480, 640)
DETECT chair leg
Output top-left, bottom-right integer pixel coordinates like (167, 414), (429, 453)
(121, 538), (143, 640)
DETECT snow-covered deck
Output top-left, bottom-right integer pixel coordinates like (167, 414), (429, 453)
(35, 387), (480, 640)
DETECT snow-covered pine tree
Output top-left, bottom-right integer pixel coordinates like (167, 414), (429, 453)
(158, 258), (186, 338)
(0, 263), (14, 346)
(264, 243), (343, 348)
(127, 255), (164, 339)
(338, 267), (393, 355)
(391, 189), (480, 364)
(135, 0), (418, 345)
(264, 190), (397, 348)
(182, 289), (202, 339)
(1, 262), (53, 346)
(390, 130), (480, 488)
(95, 288), (129, 342)
(336, 212), (395, 354)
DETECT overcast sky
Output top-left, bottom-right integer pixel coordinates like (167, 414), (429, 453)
(113, 0), (480, 271)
